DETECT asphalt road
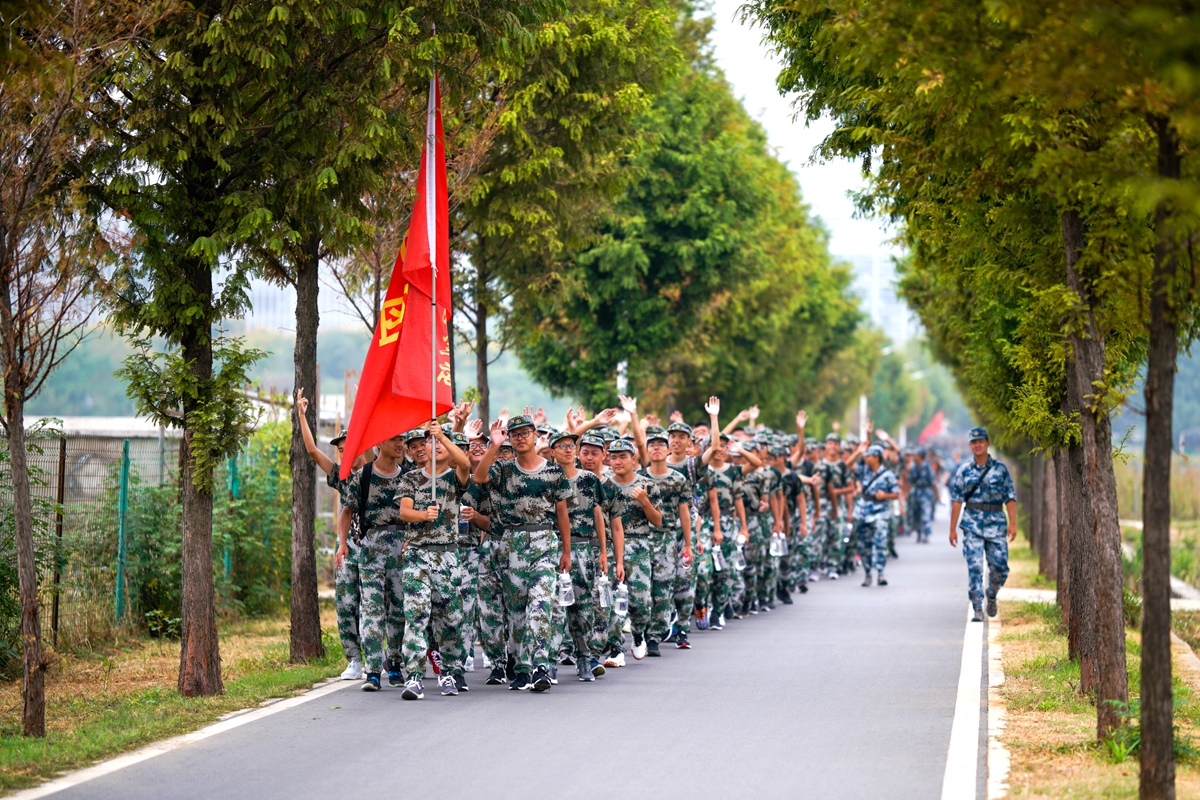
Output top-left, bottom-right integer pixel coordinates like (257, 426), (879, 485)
(47, 528), (972, 800)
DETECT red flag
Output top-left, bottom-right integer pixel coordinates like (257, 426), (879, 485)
(918, 410), (945, 445)
(339, 75), (452, 478)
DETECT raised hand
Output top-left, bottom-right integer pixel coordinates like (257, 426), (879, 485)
(295, 387), (309, 416)
(534, 406), (547, 425)
(631, 486), (648, 503)
(466, 418), (484, 439)
(670, 410), (684, 424)
(704, 396), (720, 417)
(748, 405), (760, 422)
(618, 395), (638, 415)
(597, 408), (618, 425)
(523, 405), (535, 418)
(489, 417), (508, 446)
(795, 409), (808, 429)
(645, 413), (661, 427)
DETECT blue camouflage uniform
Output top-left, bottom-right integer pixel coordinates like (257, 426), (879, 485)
(907, 460), (937, 542)
(852, 461), (899, 578)
(949, 450), (1015, 610)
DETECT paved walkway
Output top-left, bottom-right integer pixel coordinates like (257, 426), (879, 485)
(37, 530), (975, 800)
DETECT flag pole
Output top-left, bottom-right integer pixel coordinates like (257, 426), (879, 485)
(427, 72), (438, 512)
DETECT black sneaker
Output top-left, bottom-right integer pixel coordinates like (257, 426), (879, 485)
(763, 601), (775, 611)
(971, 607), (984, 622)
(387, 670), (404, 687)
(647, 639), (661, 657)
(728, 604), (743, 620)
(560, 653), (575, 666)
(798, 583), (808, 594)
(361, 673), (381, 692)
(878, 576), (888, 587)
(987, 596), (997, 617)
(505, 655), (517, 683)
(401, 677), (424, 700)
(676, 632), (691, 649)
(530, 666), (553, 692)
(486, 665), (506, 685)
(778, 589), (793, 605)
(454, 672), (469, 692)
(509, 672), (531, 691)
(748, 600), (759, 615)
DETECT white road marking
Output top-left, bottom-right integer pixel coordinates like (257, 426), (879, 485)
(987, 615), (1010, 799)
(941, 604), (983, 800)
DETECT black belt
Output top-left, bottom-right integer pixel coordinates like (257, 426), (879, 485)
(965, 502), (1003, 512)
(365, 524), (401, 535)
(624, 533), (652, 540)
(408, 542), (457, 552)
(484, 532), (502, 542)
(508, 524), (555, 532)
(570, 537), (593, 546)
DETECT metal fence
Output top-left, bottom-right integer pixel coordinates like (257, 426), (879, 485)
(2, 425), (340, 653)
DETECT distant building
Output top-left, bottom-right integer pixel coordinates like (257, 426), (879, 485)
(842, 253), (918, 345)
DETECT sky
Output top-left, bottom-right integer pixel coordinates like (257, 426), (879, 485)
(705, 0), (897, 259)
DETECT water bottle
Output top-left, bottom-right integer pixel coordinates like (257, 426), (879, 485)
(597, 574), (612, 608)
(556, 571), (575, 607)
(733, 544), (747, 572)
(614, 582), (630, 619)
(769, 532), (782, 557)
(713, 548), (725, 572)
(779, 533), (789, 557)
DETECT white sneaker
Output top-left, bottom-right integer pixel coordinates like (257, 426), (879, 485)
(632, 638), (648, 660)
(808, 571), (820, 582)
(463, 655), (475, 673)
(827, 570), (839, 580)
(604, 650), (626, 668)
(340, 659), (363, 680)
(482, 654), (492, 669)
(622, 618), (632, 634)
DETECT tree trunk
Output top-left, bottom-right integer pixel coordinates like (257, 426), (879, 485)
(178, 290), (223, 696)
(474, 269), (490, 426)
(1062, 208), (1128, 736)
(1141, 114), (1180, 800)
(1044, 455), (1058, 585)
(1031, 454), (1045, 570)
(1064, 350), (1097, 688)
(289, 234), (324, 663)
(1056, 447), (1072, 631)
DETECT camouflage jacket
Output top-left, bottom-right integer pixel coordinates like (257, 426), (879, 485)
(608, 474), (663, 539)
(950, 457), (1014, 539)
(703, 463), (743, 519)
(484, 457), (571, 530)
(399, 467), (468, 546)
(853, 465), (899, 524)
(639, 466), (690, 531)
(339, 462), (407, 538)
(566, 469), (607, 542)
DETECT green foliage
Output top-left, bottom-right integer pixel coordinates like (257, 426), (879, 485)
(1101, 700), (1200, 765)
(514, 11), (860, 426)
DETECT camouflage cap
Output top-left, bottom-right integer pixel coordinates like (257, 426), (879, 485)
(548, 430), (578, 448)
(644, 425), (669, 443)
(825, 432), (841, 442)
(330, 429), (349, 447)
(506, 414), (535, 433)
(537, 423), (557, 436)
(621, 432), (636, 442)
(845, 433), (860, 445)
(969, 426), (988, 442)
(805, 437), (819, 448)
(607, 438), (636, 454)
(667, 421), (693, 436)
(865, 444), (885, 459)
(404, 428), (430, 442)
(450, 432), (469, 448)
(770, 445), (790, 457)
(578, 433), (606, 450)
(601, 429), (618, 442)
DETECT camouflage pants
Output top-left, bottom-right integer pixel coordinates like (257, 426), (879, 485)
(608, 536), (652, 649)
(401, 548), (466, 679)
(718, 538), (745, 610)
(359, 532), (405, 674)
(693, 517), (715, 617)
(742, 515), (764, 606)
(962, 533), (1010, 607)
(822, 516), (852, 569)
(649, 533), (677, 642)
(913, 490), (935, 539)
(499, 527), (559, 675)
(476, 536), (509, 665)
(550, 542), (602, 662)
(334, 538), (363, 662)
(459, 544), (482, 654)
(751, 514), (778, 605)
(855, 517), (889, 576)
(673, 526), (697, 634)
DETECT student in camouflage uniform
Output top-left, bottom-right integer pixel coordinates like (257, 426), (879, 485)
(852, 445), (901, 587)
(739, 442), (773, 615)
(605, 437), (664, 660)
(578, 432), (622, 669)
(466, 430), (515, 686)
(815, 433), (853, 579)
(547, 430), (608, 681)
(949, 427), (1017, 622)
(702, 434), (749, 628)
(664, 418), (710, 648)
(338, 431), (409, 692)
(639, 426), (692, 655)
(908, 448), (938, 543)
(396, 425), (472, 699)
(473, 414), (573, 692)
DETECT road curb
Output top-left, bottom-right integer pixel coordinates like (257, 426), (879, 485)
(8, 678), (354, 800)
(987, 614), (1010, 799)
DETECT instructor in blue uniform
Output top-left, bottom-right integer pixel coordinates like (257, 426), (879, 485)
(948, 427), (1017, 622)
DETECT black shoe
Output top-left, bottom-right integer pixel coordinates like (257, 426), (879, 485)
(764, 602), (775, 611)
(889, 547), (899, 559)
(361, 673), (381, 692)
(987, 596), (997, 617)
(676, 632), (691, 649)
(505, 655), (517, 683)
(486, 665), (506, 685)
(862, 575), (872, 587)
(728, 604), (743, 620)
(454, 673), (469, 692)
(798, 583), (808, 594)
(387, 670), (404, 687)
(971, 607), (984, 622)
(530, 666), (552, 692)
(560, 653), (575, 666)
(878, 576), (888, 586)
(509, 672), (531, 691)
(748, 600), (759, 615)
(647, 639), (661, 657)
(778, 589), (793, 605)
